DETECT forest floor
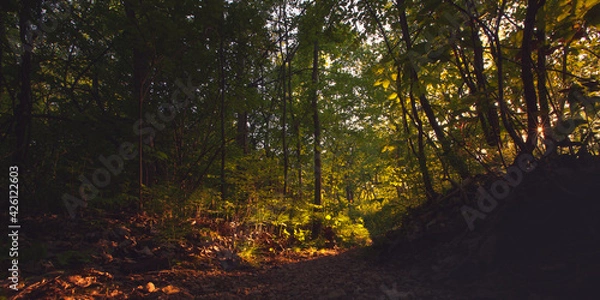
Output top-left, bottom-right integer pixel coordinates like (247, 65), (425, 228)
(2, 211), (467, 300)
(2, 154), (600, 299)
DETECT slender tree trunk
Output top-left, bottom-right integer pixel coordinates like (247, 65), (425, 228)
(411, 94), (437, 200)
(264, 112), (271, 156)
(397, 0), (469, 179)
(235, 57), (248, 154)
(280, 36), (289, 196)
(235, 41), (248, 155)
(15, 0), (35, 167)
(536, 4), (550, 134)
(282, 74), (289, 195)
(465, 2), (500, 147)
(296, 125), (302, 201)
(236, 112), (248, 153)
(521, 0), (543, 152)
(289, 62), (302, 224)
(396, 66), (436, 200)
(281, 0), (297, 236)
(287, 50), (299, 237)
(311, 38), (322, 240)
(487, 1), (526, 152)
(219, 28), (227, 201)
(125, 1), (151, 208)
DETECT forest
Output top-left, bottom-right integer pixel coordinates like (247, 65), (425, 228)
(1, 0), (600, 298)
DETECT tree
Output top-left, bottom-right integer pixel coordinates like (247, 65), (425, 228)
(14, 0), (37, 167)
(1, 0), (598, 248)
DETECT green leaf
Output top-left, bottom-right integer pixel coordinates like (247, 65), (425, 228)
(154, 151), (169, 161)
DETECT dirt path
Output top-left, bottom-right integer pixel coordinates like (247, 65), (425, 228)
(6, 248), (469, 299)
(178, 250), (461, 299)
(2, 213), (464, 300)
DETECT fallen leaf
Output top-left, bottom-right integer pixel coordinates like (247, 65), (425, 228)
(146, 282), (156, 292)
(162, 285), (181, 294)
(67, 275), (95, 288)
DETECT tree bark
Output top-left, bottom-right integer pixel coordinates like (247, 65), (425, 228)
(280, 7), (289, 195)
(396, 66), (436, 200)
(289, 69), (302, 235)
(311, 38), (322, 240)
(521, 0), (544, 152)
(486, 0), (527, 152)
(465, 1), (500, 147)
(236, 112), (248, 154)
(397, 0), (470, 179)
(125, 0), (152, 208)
(236, 44), (248, 154)
(219, 25), (227, 202)
(536, 4), (550, 134)
(411, 94), (437, 200)
(14, 0), (35, 167)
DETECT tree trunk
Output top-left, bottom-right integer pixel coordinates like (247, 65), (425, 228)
(521, 0), (543, 152)
(412, 94), (437, 200)
(14, 0), (35, 167)
(311, 38), (322, 240)
(487, 1), (527, 152)
(219, 27), (227, 202)
(124, 0), (152, 208)
(397, 0), (469, 179)
(236, 47), (248, 154)
(281, 58), (289, 196)
(236, 112), (248, 154)
(396, 66), (436, 200)
(536, 4), (550, 134)
(465, 3), (500, 147)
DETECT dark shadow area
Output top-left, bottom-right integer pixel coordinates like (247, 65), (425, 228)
(372, 154), (600, 299)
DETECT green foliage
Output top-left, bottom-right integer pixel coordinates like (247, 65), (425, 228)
(156, 218), (193, 244)
(237, 242), (261, 267)
(2, 0), (599, 253)
(363, 200), (409, 238)
(325, 213), (371, 246)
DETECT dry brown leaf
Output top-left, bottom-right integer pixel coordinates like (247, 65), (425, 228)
(146, 282), (157, 293)
(67, 275), (95, 288)
(88, 269), (113, 279)
(162, 285), (181, 294)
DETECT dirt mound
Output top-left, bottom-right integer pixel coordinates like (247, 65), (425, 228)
(376, 154), (600, 299)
